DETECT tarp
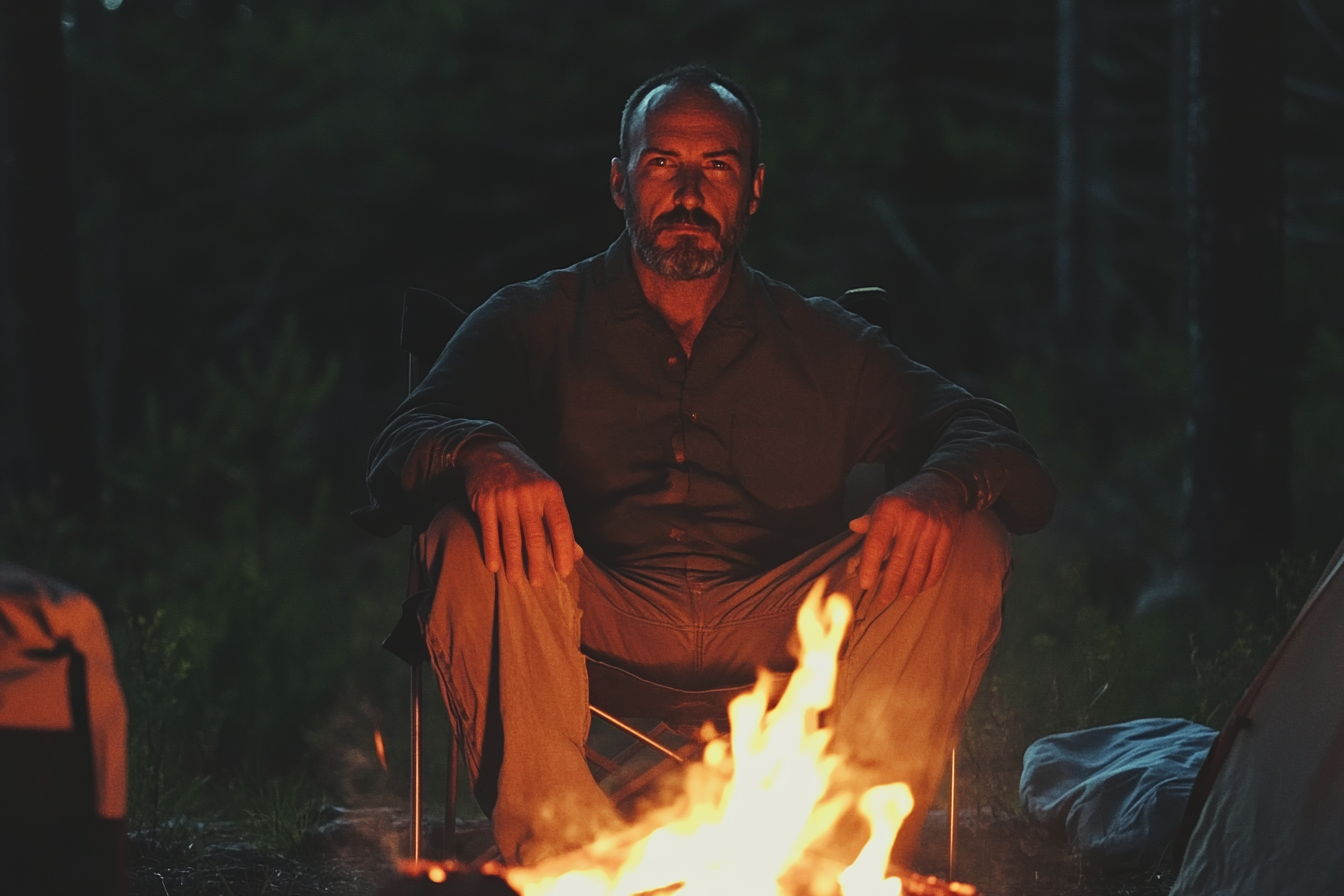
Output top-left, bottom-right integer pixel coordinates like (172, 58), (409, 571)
(1020, 717), (1216, 868)
(1171, 538), (1344, 895)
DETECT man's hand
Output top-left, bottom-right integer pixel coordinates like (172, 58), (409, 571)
(458, 439), (582, 586)
(848, 471), (968, 606)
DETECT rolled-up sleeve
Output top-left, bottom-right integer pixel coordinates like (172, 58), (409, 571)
(355, 295), (527, 536)
(849, 329), (1056, 535)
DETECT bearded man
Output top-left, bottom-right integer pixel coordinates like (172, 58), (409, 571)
(361, 65), (1056, 867)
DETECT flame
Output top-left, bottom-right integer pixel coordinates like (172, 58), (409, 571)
(374, 728), (388, 772)
(507, 581), (915, 896)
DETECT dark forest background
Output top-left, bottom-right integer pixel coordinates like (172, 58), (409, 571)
(1, 0), (1342, 832)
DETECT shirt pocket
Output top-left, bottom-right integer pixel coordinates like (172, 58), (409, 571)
(731, 409), (846, 510)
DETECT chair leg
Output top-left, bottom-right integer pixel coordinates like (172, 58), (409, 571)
(444, 727), (457, 859)
(948, 746), (957, 881)
(410, 661), (423, 863)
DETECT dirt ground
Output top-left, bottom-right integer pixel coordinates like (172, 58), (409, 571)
(129, 807), (1178, 896)
(908, 810), (1176, 896)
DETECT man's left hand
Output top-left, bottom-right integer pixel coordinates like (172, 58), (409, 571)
(849, 471), (968, 606)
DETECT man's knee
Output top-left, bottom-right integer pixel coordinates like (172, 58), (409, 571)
(955, 508), (1011, 575)
(420, 503), (495, 634)
(929, 508), (1011, 626)
(423, 502), (486, 568)
(946, 509), (1011, 641)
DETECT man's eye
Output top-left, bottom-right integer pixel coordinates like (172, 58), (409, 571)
(648, 157), (669, 167)
(709, 160), (729, 170)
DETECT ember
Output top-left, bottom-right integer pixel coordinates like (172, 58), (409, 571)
(380, 862), (518, 896)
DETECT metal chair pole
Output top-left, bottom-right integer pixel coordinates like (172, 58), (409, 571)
(589, 705), (686, 763)
(444, 729), (457, 858)
(410, 660), (423, 862)
(948, 746), (957, 881)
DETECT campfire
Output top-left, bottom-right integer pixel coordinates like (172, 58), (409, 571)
(393, 582), (978, 896)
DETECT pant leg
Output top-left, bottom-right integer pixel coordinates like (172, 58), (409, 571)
(420, 501), (1007, 867)
(830, 509), (1010, 866)
(418, 504), (621, 866)
(696, 509), (1010, 868)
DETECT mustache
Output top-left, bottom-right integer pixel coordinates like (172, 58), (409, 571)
(652, 206), (721, 237)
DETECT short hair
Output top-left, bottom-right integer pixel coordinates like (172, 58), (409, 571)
(618, 64), (763, 172)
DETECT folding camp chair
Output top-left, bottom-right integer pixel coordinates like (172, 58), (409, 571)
(384, 286), (959, 871)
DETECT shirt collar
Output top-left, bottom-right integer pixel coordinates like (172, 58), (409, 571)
(603, 231), (757, 332)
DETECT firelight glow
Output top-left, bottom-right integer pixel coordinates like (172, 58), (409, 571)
(374, 728), (388, 772)
(505, 582), (915, 896)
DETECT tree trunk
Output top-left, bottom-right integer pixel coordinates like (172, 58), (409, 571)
(1183, 0), (1291, 589)
(1056, 0), (1084, 326)
(0, 0), (99, 514)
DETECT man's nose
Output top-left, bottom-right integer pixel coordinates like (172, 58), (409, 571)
(672, 166), (706, 208)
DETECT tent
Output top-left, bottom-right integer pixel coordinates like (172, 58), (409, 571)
(1170, 537), (1344, 895)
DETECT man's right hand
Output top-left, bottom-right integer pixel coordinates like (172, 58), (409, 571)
(458, 439), (582, 586)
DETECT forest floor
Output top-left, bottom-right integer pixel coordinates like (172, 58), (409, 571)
(128, 806), (1177, 896)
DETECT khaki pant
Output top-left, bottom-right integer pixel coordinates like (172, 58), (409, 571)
(419, 506), (1010, 866)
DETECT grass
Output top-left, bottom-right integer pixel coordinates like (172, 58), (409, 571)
(237, 776), (331, 855)
(954, 540), (1323, 814)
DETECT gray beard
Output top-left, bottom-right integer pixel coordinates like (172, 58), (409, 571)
(625, 204), (748, 281)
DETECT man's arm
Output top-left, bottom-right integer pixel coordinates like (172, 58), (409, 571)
(359, 285), (582, 585)
(359, 289), (535, 536)
(848, 470), (969, 605)
(843, 319), (1056, 602)
(458, 439), (582, 585)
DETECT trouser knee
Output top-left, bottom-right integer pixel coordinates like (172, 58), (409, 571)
(419, 502), (494, 637)
(947, 508), (1012, 609)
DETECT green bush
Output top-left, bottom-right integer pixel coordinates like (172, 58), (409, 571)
(1, 321), (409, 839)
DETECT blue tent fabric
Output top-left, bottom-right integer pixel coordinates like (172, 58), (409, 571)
(1019, 718), (1216, 869)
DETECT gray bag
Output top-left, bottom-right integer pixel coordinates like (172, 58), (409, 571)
(1019, 717), (1216, 868)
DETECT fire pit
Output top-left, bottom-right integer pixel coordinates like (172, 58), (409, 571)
(381, 863), (977, 896)
(379, 862), (515, 896)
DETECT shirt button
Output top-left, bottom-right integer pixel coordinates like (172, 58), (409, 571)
(667, 356), (678, 366)
(674, 449), (686, 464)
(689, 412), (698, 422)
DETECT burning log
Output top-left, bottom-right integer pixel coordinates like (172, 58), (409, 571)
(894, 874), (978, 896)
(379, 862), (518, 896)
(381, 861), (977, 896)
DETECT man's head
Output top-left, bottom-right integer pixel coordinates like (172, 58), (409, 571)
(611, 65), (765, 281)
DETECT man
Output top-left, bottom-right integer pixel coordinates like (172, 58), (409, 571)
(361, 65), (1055, 867)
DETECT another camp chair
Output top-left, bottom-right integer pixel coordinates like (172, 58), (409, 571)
(385, 286), (959, 872)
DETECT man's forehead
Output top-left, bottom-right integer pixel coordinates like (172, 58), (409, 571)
(632, 83), (750, 141)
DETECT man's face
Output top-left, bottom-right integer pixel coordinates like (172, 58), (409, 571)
(611, 85), (764, 281)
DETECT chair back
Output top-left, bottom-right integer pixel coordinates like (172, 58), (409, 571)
(401, 287), (468, 389)
(837, 286), (893, 341)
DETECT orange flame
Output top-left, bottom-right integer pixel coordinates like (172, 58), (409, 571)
(506, 582), (923, 896)
(374, 728), (388, 772)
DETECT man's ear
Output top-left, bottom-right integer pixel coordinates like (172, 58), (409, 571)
(748, 163), (765, 215)
(610, 158), (627, 210)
